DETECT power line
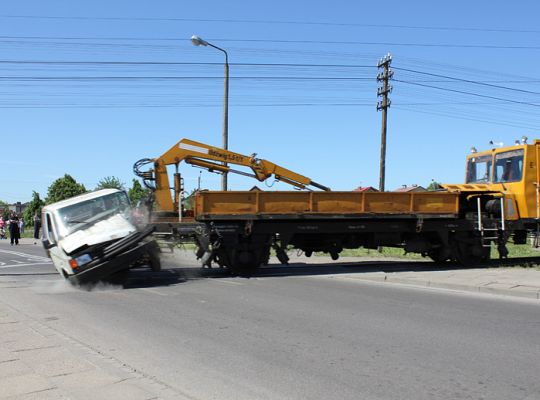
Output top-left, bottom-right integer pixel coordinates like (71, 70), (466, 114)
(5, 101), (533, 109)
(394, 67), (540, 95)
(0, 55), (538, 125)
(0, 60), (373, 68)
(0, 76), (373, 81)
(1, 59), (539, 85)
(1, 15), (539, 34)
(0, 102), (376, 109)
(394, 105), (539, 130)
(2, 36), (540, 50)
(0, 35), (182, 41)
(209, 38), (540, 50)
(395, 79), (540, 108)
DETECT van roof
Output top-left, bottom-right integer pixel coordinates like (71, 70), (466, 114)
(42, 189), (124, 213)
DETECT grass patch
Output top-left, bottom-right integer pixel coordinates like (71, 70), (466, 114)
(20, 230), (36, 239)
(321, 243), (540, 265)
(338, 247), (422, 259)
(505, 242), (540, 258)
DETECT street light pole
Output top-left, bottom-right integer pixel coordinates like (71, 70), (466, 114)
(222, 53), (229, 191)
(191, 35), (229, 191)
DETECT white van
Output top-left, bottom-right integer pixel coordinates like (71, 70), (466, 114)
(41, 189), (160, 284)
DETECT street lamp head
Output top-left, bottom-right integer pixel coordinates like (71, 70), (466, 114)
(189, 33), (229, 190)
(191, 35), (208, 47)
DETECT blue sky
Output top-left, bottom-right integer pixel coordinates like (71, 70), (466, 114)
(1, 0), (540, 202)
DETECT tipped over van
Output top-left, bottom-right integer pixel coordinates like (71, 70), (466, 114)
(41, 189), (160, 284)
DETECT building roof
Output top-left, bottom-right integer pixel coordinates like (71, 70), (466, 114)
(393, 185), (427, 192)
(353, 186), (379, 192)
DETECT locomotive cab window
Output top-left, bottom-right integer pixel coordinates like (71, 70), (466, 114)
(494, 149), (524, 183)
(466, 154), (492, 183)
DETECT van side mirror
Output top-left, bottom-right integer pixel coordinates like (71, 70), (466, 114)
(42, 239), (57, 250)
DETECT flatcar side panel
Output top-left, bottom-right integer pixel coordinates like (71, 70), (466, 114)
(312, 192), (363, 213)
(259, 192), (311, 213)
(412, 193), (460, 213)
(195, 191), (460, 216)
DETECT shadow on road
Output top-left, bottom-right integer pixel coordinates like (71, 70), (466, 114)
(116, 258), (471, 289)
(99, 253), (540, 290)
(118, 268), (189, 289)
(251, 259), (466, 278)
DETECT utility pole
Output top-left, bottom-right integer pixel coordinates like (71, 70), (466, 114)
(377, 53), (393, 192)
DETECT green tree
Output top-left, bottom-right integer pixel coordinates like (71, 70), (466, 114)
(183, 189), (198, 211)
(46, 174), (87, 204)
(128, 179), (150, 204)
(95, 176), (125, 191)
(427, 180), (442, 191)
(0, 199), (10, 220)
(23, 191), (45, 227)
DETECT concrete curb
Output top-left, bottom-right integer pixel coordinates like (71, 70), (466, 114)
(349, 275), (540, 300)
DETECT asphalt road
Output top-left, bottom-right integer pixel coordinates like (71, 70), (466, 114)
(1, 242), (539, 400)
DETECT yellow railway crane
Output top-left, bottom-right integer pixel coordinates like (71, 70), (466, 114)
(134, 138), (330, 215)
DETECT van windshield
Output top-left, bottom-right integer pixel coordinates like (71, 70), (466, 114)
(56, 192), (130, 237)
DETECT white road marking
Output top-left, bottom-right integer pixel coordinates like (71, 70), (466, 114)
(0, 249), (50, 262)
(212, 279), (244, 285)
(10, 260), (25, 264)
(0, 262), (52, 269)
(140, 288), (170, 296)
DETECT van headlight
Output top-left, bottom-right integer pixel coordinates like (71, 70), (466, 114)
(68, 253), (92, 270)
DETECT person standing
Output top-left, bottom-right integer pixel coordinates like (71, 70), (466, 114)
(33, 212), (41, 243)
(19, 218), (24, 235)
(9, 212), (20, 246)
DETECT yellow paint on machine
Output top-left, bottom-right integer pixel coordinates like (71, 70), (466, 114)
(195, 191), (460, 216)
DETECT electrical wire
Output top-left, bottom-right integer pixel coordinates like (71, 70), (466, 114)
(394, 105), (539, 130)
(1, 15), (539, 34)
(394, 79), (540, 108)
(0, 60), (373, 68)
(2, 36), (540, 50)
(393, 67), (540, 95)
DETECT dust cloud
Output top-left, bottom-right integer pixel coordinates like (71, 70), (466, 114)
(31, 278), (122, 294)
(161, 247), (226, 279)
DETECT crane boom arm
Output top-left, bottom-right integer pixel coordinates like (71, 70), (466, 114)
(142, 138), (330, 212)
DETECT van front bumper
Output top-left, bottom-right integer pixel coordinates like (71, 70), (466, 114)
(68, 229), (158, 285)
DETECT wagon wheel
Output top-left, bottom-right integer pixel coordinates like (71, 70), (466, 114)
(427, 248), (449, 263)
(230, 250), (260, 276)
(453, 240), (490, 267)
